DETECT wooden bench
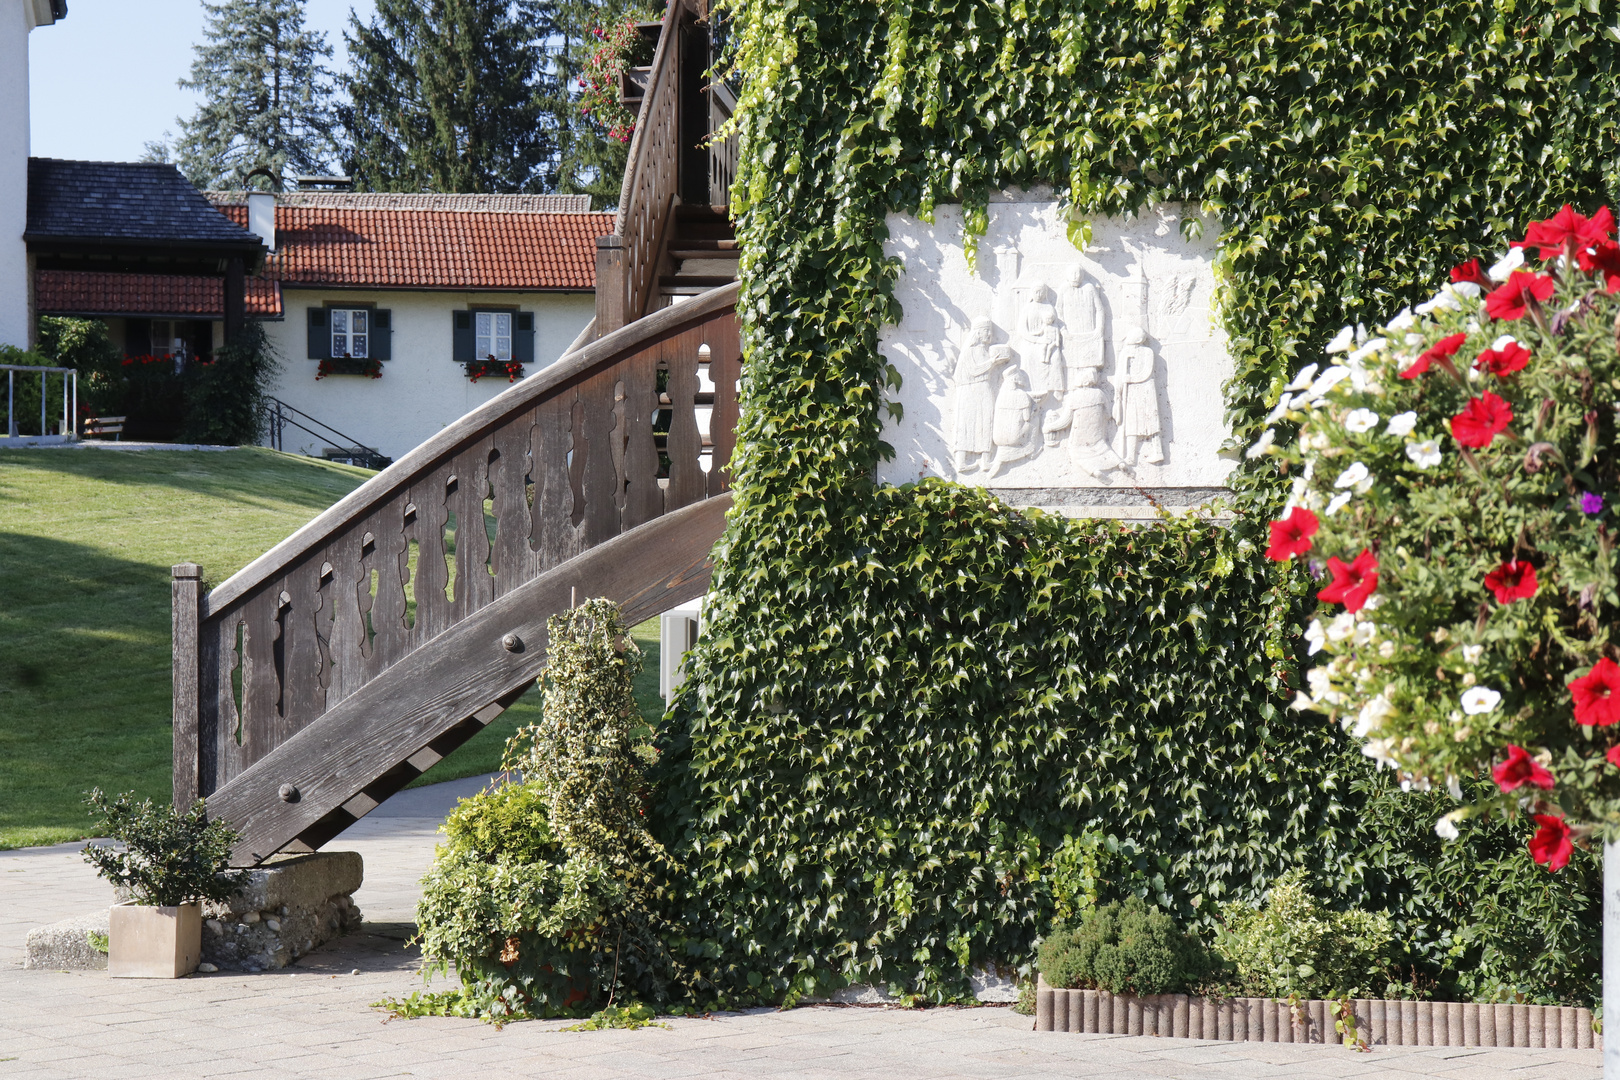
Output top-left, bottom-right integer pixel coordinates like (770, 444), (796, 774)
(82, 416), (126, 440)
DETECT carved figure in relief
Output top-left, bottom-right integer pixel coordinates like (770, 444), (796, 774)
(1056, 264), (1106, 383)
(1115, 324), (1165, 465)
(1018, 284), (1064, 401)
(1062, 365), (1131, 482)
(988, 364), (1036, 477)
(945, 317), (1008, 473)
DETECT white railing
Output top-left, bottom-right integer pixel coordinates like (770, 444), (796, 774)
(1, 364), (77, 445)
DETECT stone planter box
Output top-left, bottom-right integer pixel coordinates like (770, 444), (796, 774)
(1035, 977), (1599, 1049)
(108, 901), (201, 979)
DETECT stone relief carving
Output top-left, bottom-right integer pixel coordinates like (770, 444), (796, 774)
(876, 196), (1235, 515)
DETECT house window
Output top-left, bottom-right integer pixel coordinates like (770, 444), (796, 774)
(149, 320), (183, 358)
(331, 309), (369, 358)
(475, 311), (512, 361)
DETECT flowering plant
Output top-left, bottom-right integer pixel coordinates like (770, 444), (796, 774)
(464, 358), (525, 383)
(578, 19), (644, 144)
(1258, 205), (1620, 870)
(316, 356), (383, 380)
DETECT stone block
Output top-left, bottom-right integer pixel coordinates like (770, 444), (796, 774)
(201, 851), (364, 973)
(24, 911), (110, 970)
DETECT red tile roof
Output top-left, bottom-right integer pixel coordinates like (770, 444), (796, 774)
(34, 270), (282, 318)
(212, 199), (611, 291)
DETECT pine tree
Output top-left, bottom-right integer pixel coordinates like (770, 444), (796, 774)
(340, 0), (558, 194)
(172, 0), (336, 190)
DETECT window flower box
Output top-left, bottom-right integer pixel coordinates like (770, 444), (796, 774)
(316, 357), (383, 380)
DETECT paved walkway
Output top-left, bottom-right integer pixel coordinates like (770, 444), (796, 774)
(0, 775), (1599, 1080)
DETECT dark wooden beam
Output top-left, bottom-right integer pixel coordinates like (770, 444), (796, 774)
(205, 494), (730, 865)
(171, 563), (203, 808)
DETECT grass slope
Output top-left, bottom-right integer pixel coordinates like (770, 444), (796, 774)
(0, 448), (665, 849)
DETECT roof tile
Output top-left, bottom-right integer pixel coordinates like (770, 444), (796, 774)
(36, 270), (283, 318)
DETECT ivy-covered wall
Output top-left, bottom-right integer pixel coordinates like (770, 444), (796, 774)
(654, 0), (1618, 1005)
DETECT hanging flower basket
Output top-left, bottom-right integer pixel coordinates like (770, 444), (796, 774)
(316, 357), (383, 380)
(464, 359), (525, 383)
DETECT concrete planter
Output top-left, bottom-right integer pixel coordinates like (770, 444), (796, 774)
(1034, 977), (1599, 1049)
(108, 901), (202, 979)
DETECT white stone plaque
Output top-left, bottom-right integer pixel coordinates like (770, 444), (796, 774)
(876, 191), (1238, 518)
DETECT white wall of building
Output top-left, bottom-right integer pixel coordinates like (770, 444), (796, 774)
(0, 1), (39, 349)
(263, 289), (595, 462)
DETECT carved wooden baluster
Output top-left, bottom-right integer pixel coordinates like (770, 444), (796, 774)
(620, 346), (663, 529)
(490, 418), (536, 597)
(199, 613), (239, 796)
(324, 528), (369, 706)
(364, 493), (412, 677)
(407, 467), (454, 641)
(449, 444), (496, 618)
(278, 559), (328, 747)
(579, 368), (624, 547)
(237, 585), (283, 773)
(663, 326), (707, 510)
(533, 389), (582, 574)
(707, 311), (743, 494)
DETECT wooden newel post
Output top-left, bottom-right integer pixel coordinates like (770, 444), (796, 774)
(172, 563), (203, 809)
(595, 235), (627, 338)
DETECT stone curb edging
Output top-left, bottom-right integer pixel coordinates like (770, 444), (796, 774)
(1035, 977), (1599, 1049)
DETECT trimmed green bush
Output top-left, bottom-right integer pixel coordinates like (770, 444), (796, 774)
(1038, 897), (1215, 996)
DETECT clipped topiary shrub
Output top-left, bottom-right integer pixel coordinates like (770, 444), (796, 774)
(1037, 897), (1214, 996)
(1214, 868), (1401, 1001)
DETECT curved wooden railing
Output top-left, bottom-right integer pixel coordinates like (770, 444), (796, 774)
(173, 283), (741, 863)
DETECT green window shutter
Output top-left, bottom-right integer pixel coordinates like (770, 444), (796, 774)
(371, 309), (392, 361)
(307, 307), (330, 360)
(514, 311), (535, 364)
(453, 310), (474, 362)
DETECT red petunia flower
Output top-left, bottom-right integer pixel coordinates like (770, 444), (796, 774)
(1514, 205), (1617, 260)
(1317, 549), (1379, 613)
(1450, 259), (1492, 288)
(1484, 271), (1556, 321)
(1483, 559), (1538, 603)
(1474, 341), (1531, 377)
(1450, 392), (1513, 448)
(1400, 332), (1468, 379)
(1577, 240), (1620, 294)
(1607, 745), (1620, 769)
(1492, 744), (1556, 792)
(1571, 658), (1620, 727)
(1266, 506), (1320, 561)
(1528, 814), (1574, 872)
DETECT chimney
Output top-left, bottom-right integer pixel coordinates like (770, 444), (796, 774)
(246, 191), (276, 253)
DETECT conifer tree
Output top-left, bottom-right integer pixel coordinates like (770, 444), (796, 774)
(171, 0), (336, 190)
(340, 0), (557, 194)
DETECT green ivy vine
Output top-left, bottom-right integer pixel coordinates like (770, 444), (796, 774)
(653, 0), (1618, 1006)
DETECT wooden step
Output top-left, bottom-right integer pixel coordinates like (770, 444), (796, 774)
(661, 274), (737, 291)
(669, 242), (739, 257)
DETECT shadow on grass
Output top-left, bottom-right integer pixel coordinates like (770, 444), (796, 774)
(0, 532), (176, 848)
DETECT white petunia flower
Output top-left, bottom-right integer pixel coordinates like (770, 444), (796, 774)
(1285, 363), (1320, 391)
(1461, 686), (1502, 715)
(1354, 621), (1377, 646)
(1306, 365), (1351, 402)
(1435, 813), (1460, 840)
(1378, 639), (1397, 658)
(1307, 667), (1337, 703)
(1264, 396), (1292, 425)
(1384, 308), (1416, 332)
(1447, 775), (1464, 800)
(1353, 696), (1393, 737)
(1245, 428), (1276, 459)
(1404, 332), (1426, 347)
(1291, 691), (1316, 712)
(1327, 612), (1357, 642)
(1489, 248), (1525, 281)
(1362, 738), (1399, 769)
(1304, 618), (1326, 655)
(1490, 333), (1518, 352)
(1462, 644), (1484, 665)
(1325, 491), (1353, 515)
(1416, 289), (1462, 315)
(1406, 439), (1442, 469)
(1344, 408), (1379, 433)
(1334, 462), (1369, 488)
(1452, 281), (1482, 299)
(1386, 411), (1418, 437)
(1326, 327), (1355, 354)
(1348, 337), (1388, 363)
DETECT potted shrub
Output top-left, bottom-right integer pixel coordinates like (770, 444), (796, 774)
(81, 790), (247, 979)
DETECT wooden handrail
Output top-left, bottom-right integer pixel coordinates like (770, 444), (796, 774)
(205, 281), (738, 618)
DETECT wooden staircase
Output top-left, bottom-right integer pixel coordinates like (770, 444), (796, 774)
(173, 0), (743, 865)
(660, 207), (738, 305)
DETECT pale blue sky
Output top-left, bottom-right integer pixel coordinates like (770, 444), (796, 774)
(29, 0), (375, 164)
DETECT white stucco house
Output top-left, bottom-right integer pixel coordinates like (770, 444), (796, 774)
(1, 0), (67, 350)
(206, 191), (608, 463)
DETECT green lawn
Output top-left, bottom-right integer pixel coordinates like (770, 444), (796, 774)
(0, 447), (665, 849)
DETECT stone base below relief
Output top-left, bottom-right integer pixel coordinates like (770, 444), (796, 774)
(991, 486), (1232, 521)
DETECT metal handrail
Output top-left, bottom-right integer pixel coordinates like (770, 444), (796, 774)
(263, 396), (391, 470)
(1, 364), (77, 442)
